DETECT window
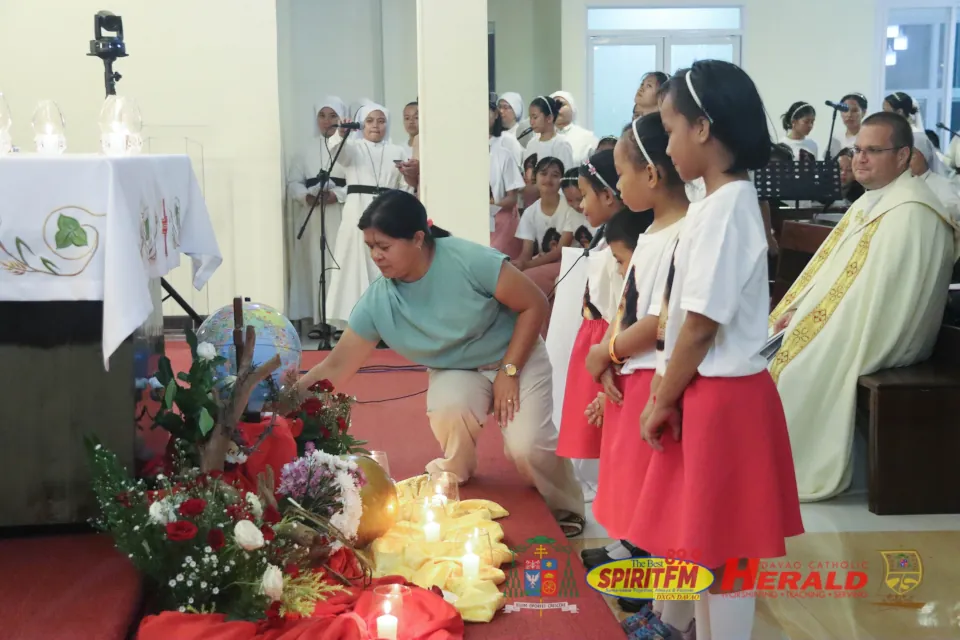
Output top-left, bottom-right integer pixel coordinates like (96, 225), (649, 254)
(586, 7), (742, 136)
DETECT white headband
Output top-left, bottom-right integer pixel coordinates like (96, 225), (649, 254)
(789, 102), (812, 121)
(685, 71), (713, 123)
(534, 96), (554, 118)
(630, 118), (654, 166)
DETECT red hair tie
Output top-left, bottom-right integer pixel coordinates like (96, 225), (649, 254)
(426, 218), (434, 228)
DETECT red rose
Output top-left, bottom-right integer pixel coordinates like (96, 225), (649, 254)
(309, 379), (334, 393)
(165, 520), (199, 541)
(302, 397), (324, 417)
(178, 498), (207, 517)
(336, 416), (347, 433)
(207, 528), (226, 551)
(263, 505), (282, 525)
(115, 492), (132, 507)
(260, 524), (276, 542)
(226, 503), (249, 521)
(284, 563), (301, 578)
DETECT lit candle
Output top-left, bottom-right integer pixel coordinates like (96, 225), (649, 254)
(432, 486), (448, 508)
(36, 134), (61, 154)
(103, 131), (127, 155)
(423, 510), (440, 543)
(462, 541), (480, 582)
(376, 601), (398, 640)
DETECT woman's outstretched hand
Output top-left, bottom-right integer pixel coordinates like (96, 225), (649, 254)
(493, 371), (520, 427)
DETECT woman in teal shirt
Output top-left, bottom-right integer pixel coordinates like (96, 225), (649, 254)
(298, 190), (584, 535)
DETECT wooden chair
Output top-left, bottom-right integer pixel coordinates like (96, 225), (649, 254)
(771, 221), (832, 308)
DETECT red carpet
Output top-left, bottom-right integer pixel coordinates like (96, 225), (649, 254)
(1, 342), (624, 640)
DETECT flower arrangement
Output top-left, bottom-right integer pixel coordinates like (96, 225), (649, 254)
(286, 379), (368, 457)
(278, 446), (366, 549)
(87, 437), (345, 620)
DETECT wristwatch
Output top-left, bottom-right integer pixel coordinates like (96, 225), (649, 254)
(501, 363), (519, 377)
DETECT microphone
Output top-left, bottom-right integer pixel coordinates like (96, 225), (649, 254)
(936, 122), (960, 139)
(338, 122), (363, 130)
(583, 225), (605, 256)
(516, 126), (534, 140)
(825, 100), (849, 113)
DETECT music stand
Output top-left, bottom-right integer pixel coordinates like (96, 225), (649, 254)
(754, 156), (842, 215)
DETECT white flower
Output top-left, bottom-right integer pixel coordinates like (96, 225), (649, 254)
(233, 520), (265, 551)
(169, 579), (176, 587)
(148, 499), (176, 525)
(329, 470), (363, 545)
(201, 582), (207, 589)
(260, 564), (284, 602)
(177, 574), (184, 582)
(245, 493), (263, 519)
(213, 587), (219, 595)
(204, 546), (212, 554)
(197, 342), (217, 360)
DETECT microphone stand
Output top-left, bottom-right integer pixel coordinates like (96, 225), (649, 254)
(824, 106), (841, 163)
(296, 130), (349, 351)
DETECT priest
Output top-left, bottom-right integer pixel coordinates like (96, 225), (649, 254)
(769, 112), (959, 502)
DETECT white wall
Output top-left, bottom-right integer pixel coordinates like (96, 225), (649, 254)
(488, 0), (563, 105)
(0, 0), (284, 315)
(561, 0), (881, 154)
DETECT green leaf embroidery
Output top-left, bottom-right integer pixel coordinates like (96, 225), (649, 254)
(164, 379), (177, 409)
(14, 237), (33, 263)
(40, 257), (59, 274)
(198, 407), (215, 436)
(54, 215), (88, 249)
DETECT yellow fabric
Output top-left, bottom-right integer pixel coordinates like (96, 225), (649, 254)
(373, 475), (511, 622)
(769, 172), (956, 501)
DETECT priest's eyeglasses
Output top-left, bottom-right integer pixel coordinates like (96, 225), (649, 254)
(851, 145), (906, 157)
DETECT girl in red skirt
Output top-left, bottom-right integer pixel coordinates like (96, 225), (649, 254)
(557, 150), (638, 461)
(635, 61), (804, 640)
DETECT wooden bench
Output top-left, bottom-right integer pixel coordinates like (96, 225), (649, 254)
(856, 324), (960, 515)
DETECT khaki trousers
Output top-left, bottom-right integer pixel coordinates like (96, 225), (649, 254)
(425, 341), (584, 519)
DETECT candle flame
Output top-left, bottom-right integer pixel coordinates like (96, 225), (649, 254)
(383, 601), (391, 615)
(465, 540), (473, 554)
(425, 510), (435, 524)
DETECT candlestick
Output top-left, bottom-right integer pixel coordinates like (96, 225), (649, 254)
(376, 601), (398, 640)
(462, 541), (480, 581)
(423, 510), (441, 543)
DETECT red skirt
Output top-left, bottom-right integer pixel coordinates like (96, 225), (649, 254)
(628, 372), (804, 569)
(592, 370), (655, 540)
(491, 207), (523, 260)
(557, 318), (609, 459)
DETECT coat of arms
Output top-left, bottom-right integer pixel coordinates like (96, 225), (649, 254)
(503, 536), (579, 614)
(880, 550), (923, 596)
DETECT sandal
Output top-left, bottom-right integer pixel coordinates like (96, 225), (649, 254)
(558, 513), (585, 538)
(307, 328), (323, 339)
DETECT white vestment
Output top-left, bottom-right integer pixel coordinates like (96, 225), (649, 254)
(326, 118), (411, 328)
(287, 132), (348, 322)
(770, 171), (958, 501)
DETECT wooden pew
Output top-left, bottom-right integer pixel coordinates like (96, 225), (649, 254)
(771, 221), (832, 307)
(856, 324), (960, 515)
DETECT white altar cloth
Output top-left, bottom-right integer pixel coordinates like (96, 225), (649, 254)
(0, 154), (221, 367)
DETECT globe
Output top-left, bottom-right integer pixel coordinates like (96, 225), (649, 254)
(196, 301), (302, 413)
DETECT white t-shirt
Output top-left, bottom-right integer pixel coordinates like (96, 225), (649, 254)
(685, 179), (706, 203)
(619, 220), (686, 375)
(583, 239), (623, 323)
(489, 145), (525, 232)
(490, 134), (524, 168)
(828, 132), (857, 158)
(654, 180), (769, 377)
(782, 136), (819, 160)
(515, 198), (586, 250)
(523, 135), (576, 175)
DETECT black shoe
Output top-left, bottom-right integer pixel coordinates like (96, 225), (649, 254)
(376, 339), (389, 349)
(617, 596), (652, 613)
(581, 540), (649, 570)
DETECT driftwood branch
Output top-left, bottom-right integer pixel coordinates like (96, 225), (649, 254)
(200, 325), (281, 473)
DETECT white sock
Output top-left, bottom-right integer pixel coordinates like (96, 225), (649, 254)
(694, 598), (711, 640)
(607, 542), (631, 560)
(707, 592), (756, 640)
(604, 540), (622, 552)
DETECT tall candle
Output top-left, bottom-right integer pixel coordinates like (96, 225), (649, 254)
(423, 510), (440, 543)
(462, 541), (480, 582)
(376, 601), (398, 640)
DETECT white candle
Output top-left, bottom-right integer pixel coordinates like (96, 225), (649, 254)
(423, 510), (440, 543)
(103, 131), (127, 155)
(376, 601), (398, 640)
(36, 133), (61, 154)
(462, 541), (480, 582)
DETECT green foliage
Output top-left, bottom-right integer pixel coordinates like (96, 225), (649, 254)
(286, 386), (368, 458)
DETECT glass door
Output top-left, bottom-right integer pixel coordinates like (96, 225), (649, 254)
(588, 36), (662, 137)
(666, 35), (741, 74)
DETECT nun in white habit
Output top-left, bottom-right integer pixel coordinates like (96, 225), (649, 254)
(326, 103), (412, 329)
(498, 92), (533, 147)
(287, 97), (349, 327)
(550, 91), (600, 165)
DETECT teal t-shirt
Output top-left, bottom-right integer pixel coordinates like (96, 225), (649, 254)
(347, 236), (517, 369)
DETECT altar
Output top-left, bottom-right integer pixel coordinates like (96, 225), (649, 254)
(0, 153), (220, 527)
